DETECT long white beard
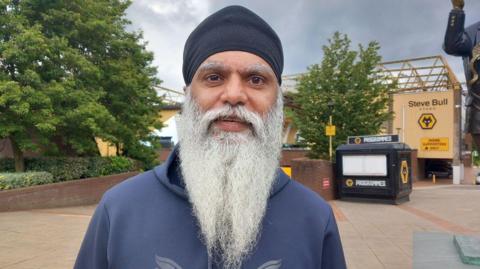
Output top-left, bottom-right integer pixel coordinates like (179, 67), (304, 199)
(176, 91), (283, 268)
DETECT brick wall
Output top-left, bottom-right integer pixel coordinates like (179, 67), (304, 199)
(158, 147), (173, 162)
(280, 148), (308, 167)
(0, 172), (138, 212)
(291, 158), (337, 201)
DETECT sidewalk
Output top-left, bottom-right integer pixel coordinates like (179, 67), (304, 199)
(335, 184), (480, 269)
(0, 184), (479, 269)
(0, 206), (93, 269)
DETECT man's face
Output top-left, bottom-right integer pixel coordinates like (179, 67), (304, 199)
(177, 51), (283, 268)
(189, 51), (278, 133)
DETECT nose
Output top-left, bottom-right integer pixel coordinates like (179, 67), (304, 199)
(220, 76), (248, 106)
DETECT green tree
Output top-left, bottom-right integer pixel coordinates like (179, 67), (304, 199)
(290, 32), (394, 159)
(0, 0), (163, 171)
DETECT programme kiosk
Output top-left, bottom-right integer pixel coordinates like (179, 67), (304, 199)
(336, 135), (412, 204)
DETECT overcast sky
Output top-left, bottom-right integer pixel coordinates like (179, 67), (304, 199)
(125, 0), (480, 91)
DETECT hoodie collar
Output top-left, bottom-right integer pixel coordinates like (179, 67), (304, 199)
(153, 145), (290, 200)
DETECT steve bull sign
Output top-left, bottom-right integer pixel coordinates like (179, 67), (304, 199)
(393, 91), (454, 159)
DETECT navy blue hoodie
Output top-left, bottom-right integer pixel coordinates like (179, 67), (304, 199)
(74, 148), (346, 269)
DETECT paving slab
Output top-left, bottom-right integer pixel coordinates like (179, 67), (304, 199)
(454, 234), (480, 266)
(413, 232), (479, 269)
(0, 206), (94, 269)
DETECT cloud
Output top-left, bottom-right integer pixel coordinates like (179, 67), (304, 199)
(126, 0), (211, 90)
(126, 0), (480, 90)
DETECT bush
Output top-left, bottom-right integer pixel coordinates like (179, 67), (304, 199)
(27, 157), (90, 182)
(123, 140), (160, 170)
(0, 158), (14, 172)
(0, 156), (139, 182)
(101, 156), (136, 175)
(85, 156), (138, 178)
(84, 157), (109, 178)
(0, 172), (54, 190)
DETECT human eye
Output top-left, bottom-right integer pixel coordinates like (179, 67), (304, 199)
(206, 74), (221, 81)
(203, 73), (223, 86)
(249, 75), (265, 86)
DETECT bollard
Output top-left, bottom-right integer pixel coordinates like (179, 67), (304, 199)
(433, 173), (436, 184)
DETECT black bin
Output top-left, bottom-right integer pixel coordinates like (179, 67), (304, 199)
(336, 142), (412, 204)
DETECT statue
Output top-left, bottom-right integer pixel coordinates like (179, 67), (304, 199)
(444, 0), (480, 147)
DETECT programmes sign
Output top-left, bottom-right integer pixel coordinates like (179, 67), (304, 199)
(344, 178), (387, 188)
(348, 134), (399, 144)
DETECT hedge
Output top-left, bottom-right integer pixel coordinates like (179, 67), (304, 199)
(0, 156), (139, 182)
(0, 172), (54, 190)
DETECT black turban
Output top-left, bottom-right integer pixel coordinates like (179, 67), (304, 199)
(182, 5), (284, 85)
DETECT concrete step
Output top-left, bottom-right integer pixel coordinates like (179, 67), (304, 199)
(454, 235), (480, 266)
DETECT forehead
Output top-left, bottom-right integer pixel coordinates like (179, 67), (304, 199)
(198, 51), (274, 73)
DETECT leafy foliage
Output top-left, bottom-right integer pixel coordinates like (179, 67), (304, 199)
(0, 171), (54, 190)
(89, 156), (138, 177)
(290, 32), (394, 159)
(0, 158), (14, 171)
(26, 157), (90, 181)
(0, 156), (139, 181)
(0, 0), (163, 170)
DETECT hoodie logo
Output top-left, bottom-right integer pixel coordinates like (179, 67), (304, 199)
(258, 260), (282, 269)
(155, 255), (281, 269)
(155, 255), (183, 269)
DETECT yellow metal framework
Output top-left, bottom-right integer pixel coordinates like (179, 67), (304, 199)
(156, 86), (184, 106)
(281, 55), (461, 95)
(282, 73), (303, 94)
(376, 55), (461, 93)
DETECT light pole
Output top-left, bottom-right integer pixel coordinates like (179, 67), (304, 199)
(328, 100), (335, 162)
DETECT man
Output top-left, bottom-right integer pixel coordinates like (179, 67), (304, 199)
(75, 5), (346, 269)
(444, 0), (480, 147)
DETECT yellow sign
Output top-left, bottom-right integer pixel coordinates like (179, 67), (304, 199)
(345, 178), (354, 187)
(418, 113), (437, 129)
(326, 125), (336, 136)
(393, 90), (454, 159)
(420, 137), (449, 151)
(400, 160), (409, 184)
(281, 167), (291, 177)
(354, 137), (362, 144)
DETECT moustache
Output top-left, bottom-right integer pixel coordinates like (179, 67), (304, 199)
(198, 105), (264, 137)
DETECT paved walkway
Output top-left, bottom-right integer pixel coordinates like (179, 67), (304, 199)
(0, 184), (479, 269)
(0, 206), (93, 269)
(335, 184), (480, 269)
